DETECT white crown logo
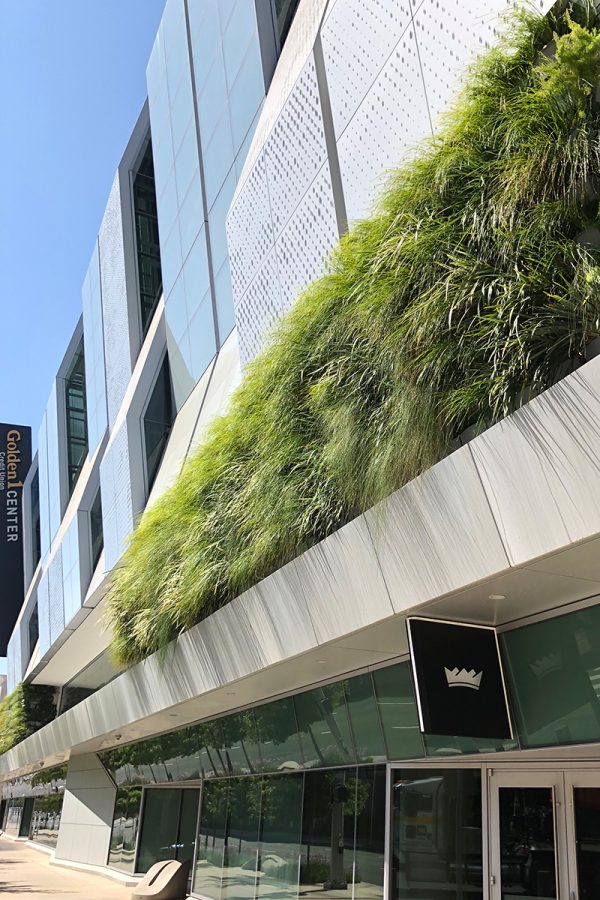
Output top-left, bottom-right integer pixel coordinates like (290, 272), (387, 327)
(444, 667), (483, 690)
(529, 652), (561, 679)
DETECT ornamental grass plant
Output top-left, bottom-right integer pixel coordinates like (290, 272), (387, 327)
(108, 3), (600, 666)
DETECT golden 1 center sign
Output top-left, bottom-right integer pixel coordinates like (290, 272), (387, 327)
(0, 424), (32, 654)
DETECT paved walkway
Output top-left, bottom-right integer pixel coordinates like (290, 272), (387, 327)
(0, 838), (134, 898)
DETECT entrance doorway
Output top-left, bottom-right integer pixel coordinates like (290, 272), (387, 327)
(489, 769), (600, 900)
(136, 787), (200, 874)
(390, 765), (600, 900)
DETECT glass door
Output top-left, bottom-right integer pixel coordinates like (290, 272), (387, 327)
(564, 770), (600, 900)
(488, 771), (568, 900)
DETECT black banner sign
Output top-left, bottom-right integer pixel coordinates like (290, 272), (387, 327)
(407, 617), (512, 739)
(0, 423), (32, 655)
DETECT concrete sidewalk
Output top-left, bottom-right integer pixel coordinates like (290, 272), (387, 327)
(0, 838), (133, 898)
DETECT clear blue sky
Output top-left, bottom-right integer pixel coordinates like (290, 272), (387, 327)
(0, 1), (166, 677)
(0, 0), (166, 443)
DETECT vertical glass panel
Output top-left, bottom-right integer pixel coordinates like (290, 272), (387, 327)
(133, 140), (163, 334)
(502, 605), (600, 748)
(28, 604), (39, 662)
(300, 770), (356, 897)
(137, 788), (181, 873)
(194, 779), (230, 898)
(177, 789), (200, 864)
(30, 468), (41, 572)
(424, 731), (517, 757)
(221, 778), (261, 900)
(108, 786), (143, 872)
(90, 487), (103, 571)
(573, 786), (600, 900)
(392, 769), (483, 900)
(498, 787), (556, 899)
(345, 673), (386, 763)
(275, 0), (301, 47)
(29, 793), (64, 849)
(64, 342), (88, 494)
(254, 698), (304, 773)
(372, 664), (423, 760)
(354, 766), (386, 900)
(256, 773), (303, 900)
(143, 355), (175, 491)
(295, 684), (355, 768)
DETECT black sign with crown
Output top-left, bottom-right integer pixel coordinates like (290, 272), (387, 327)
(407, 617), (512, 739)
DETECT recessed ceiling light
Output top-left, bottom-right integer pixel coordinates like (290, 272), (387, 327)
(316, 659), (327, 664)
(488, 594), (506, 601)
(226, 691), (236, 696)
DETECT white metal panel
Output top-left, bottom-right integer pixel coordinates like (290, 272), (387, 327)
(336, 23), (432, 223)
(274, 163), (338, 313)
(264, 53), (328, 238)
(227, 151), (274, 305)
(321, 0), (413, 139)
(235, 250), (284, 366)
(99, 422), (134, 573)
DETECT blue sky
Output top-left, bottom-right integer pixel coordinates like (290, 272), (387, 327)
(0, 0), (166, 443)
(0, 0), (166, 676)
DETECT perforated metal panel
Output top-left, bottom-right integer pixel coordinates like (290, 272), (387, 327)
(37, 413), (51, 560)
(236, 250), (283, 366)
(227, 152), (274, 306)
(100, 422), (134, 573)
(414, 0), (549, 126)
(275, 163), (338, 311)
(48, 548), (64, 648)
(321, 0), (413, 139)
(264, 54), (328, 238)
(337, 23), (432, 223)
(99, 173), (132, 427)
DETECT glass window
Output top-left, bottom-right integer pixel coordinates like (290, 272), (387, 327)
(372, 664), (423, 760)
(256, 774), (303, 900)
(137, 788), (181, 873)
(64, 342), (88, 494)
(354, 766), (386, 900)
(133, 140), (163, 335)
(274, 0), (301, 47)
(345, 673), (387, 764)
(222, 778), (261, 900)
(29, 792), (64, 849)
(574, 787), (600, 900)
(391, 769), (483, 900)
(502, 604), (600, 748)
(30, 469), (41, 571)
(90, 487), (103, 571)
(300, 770), (355, 897)
(143, 355), (175, 491)
(194, 779), (230, 898)
(188, 290), (217, 382)
(295, 683), (355, 768)
(253, 697), (304, 773)
(28, 604), (39, 662)
(108, 786), (143, 872)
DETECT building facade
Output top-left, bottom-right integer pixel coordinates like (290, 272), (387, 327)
(3, 1), (600, 900)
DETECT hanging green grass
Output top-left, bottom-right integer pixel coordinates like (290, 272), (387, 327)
(107, 3), (600, 666)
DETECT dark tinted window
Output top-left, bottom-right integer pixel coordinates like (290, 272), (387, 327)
(65, 343), (88, 494)
(90, 487), (103, 571)
(133, 140), (162, 334)
(143, 355), (174, 491)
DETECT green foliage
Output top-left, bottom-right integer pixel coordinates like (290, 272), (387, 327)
(108, 3), (600, 665)
(0, 684), (57, 755)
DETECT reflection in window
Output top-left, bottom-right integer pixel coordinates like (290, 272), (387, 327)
(143, 355), (175, 491)
(253, 698), (304, 773)
(64, 342), (88, 494)
(355, 766), (386, 900)
(502, 604), (600, 748)
(221, 778), (261, 900)
(29, 793), (64, 849)
(574, 787), (600, 900)
(194, 779), (229, 898)
(498, 787), (556, 899)
(372, 665), (423, 760)
(90, 487), (103, 571)
(108, 787), (143, 873)
(295, 683), (354, 767)
(300, 770), (355, 896)
(392, 769), (483, 900)
(133, 140), (163, 334)
(345, 673), (387, 763)
(256, 774), (303, 900)
(136, 788), (199, 874)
